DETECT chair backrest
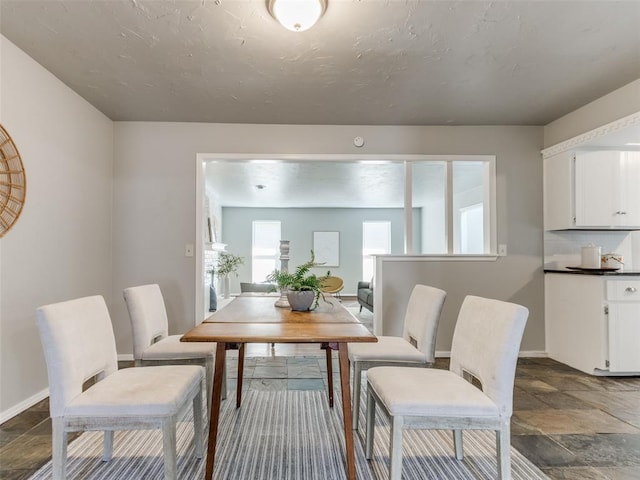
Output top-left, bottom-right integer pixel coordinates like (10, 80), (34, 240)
(321, 276), (344, 293)
(240, 282), (275, 293)
(402, 284), (447, 364)
(123, 284), (169, 360)
(449, 295), (529, 417)
(36, 295), (118, 417)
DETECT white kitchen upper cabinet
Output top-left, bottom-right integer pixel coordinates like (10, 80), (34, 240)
(543, 150), (574, 230)
(544, 150), (640, 230)
(575, 151), (640, 228)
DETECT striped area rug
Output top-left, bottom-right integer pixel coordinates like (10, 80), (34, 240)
(29, 390), (548, 479)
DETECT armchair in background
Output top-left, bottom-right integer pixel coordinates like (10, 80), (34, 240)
(357, 280), (374, 313)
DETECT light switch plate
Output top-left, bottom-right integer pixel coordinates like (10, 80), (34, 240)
(498, 244), (507, 256)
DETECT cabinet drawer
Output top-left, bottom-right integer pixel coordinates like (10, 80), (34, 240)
(606, 279), (640, 301)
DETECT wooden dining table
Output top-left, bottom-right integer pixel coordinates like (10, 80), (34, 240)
(181, 295), (377, 480)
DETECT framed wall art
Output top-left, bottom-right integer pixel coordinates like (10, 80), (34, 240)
(313, 231), (339, 267)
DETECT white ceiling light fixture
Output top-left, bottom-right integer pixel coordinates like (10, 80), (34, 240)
(267, 0), (327, 32)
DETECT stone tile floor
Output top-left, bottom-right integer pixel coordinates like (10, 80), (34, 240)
(1, 303), (639, 479)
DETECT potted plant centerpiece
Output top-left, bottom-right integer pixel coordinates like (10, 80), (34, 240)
(216, 252), (244, 299)
(267, 251), (328, 311)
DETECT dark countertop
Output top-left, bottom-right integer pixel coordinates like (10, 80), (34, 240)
(544, 267), (640, 276)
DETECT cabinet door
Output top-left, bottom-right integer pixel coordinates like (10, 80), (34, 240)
(574, 151), (619, 227)
(608, 303), (640, 372)
(618, 151), (640, 227)
(544, 151), (574, 230)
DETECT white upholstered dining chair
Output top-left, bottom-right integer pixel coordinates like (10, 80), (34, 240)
(123, 283), (227, 410)
(36, 295), (204, 480)
(348, 284), (446, 430)
(365, 295), (529, 480)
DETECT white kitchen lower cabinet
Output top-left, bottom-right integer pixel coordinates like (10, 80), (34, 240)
(545, 273), (640, 375)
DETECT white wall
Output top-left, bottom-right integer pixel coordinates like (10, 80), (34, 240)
(0, 37), (113, 420)
(112, 123), (545, 355)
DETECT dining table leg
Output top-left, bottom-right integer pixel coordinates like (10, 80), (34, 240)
(236, 343), (245, 408)
(205, 341), (227, 480)
(338, 342), (356, 480)
(326, 346), (334, 408)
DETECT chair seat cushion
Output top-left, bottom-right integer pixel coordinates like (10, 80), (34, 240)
(141, 335), (215, 361)
(65, 365), (203, 417)
(367, 367), (499, 418)
(349, 336), (425, 363)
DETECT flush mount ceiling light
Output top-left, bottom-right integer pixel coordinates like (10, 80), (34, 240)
(267, 0), (327, 32)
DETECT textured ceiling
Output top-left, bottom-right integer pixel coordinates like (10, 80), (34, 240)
(2, 0), (639, 126)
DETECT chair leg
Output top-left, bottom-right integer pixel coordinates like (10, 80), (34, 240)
(365, 389), (376, 459)
(203, 357), (214, 413)
(162, 418), (178, 480)
(453, 429), (464, 460)
(497, 422), (512, 480)
(51, 418), (67, 480)
(352, 362), (362, 430)
(193, 384), (204, 459)
(389, 415), (404, 480)
(102, 430), (114, 461)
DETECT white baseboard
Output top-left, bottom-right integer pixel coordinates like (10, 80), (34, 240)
(0, 388), (49, 424)
(436, 350), (547, 358)
(118, 353), (134, 362)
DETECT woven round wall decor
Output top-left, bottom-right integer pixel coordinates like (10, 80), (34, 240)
(0, 124), (26, 238)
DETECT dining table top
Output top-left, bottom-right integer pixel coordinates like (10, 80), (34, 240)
(181, 321), (376, 344)
(202, 294), (360, 324)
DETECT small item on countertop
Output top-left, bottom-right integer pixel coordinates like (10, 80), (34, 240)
(581, 244), (602, 268)
(601, 253), (624, 270)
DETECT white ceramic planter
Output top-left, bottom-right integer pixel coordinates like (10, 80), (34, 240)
(286, 290), (315, 311)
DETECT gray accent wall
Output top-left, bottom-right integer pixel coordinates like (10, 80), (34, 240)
(220, 207), (417, 294)
(1, 37), (113, 419)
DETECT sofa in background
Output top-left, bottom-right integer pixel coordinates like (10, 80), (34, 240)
(357, 281), (373, 312)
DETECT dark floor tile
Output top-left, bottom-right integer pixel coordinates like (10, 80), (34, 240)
(535, 391), (597, 410)
(513, 409), (638, 435)
(252, 365), (288, 378)
(543, 373), (630, 393)
(595, 466), (640, 479)
(542, 466), (610, 480)
(287, 379), (325, 390)
(515, 377), (558, 394)
(566, 391), (640, 429)
(0, 469), (34, 480)
(511, 434), (579, 468)
(0, 411), (49, 435)
(552, 433), (640, 467)
(287, 364), (322, 378)
(248, 379), (287, 391)
(513, 387), (550, 410)
(254, 357), (286, 367)
(0, 433), (52, 470)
